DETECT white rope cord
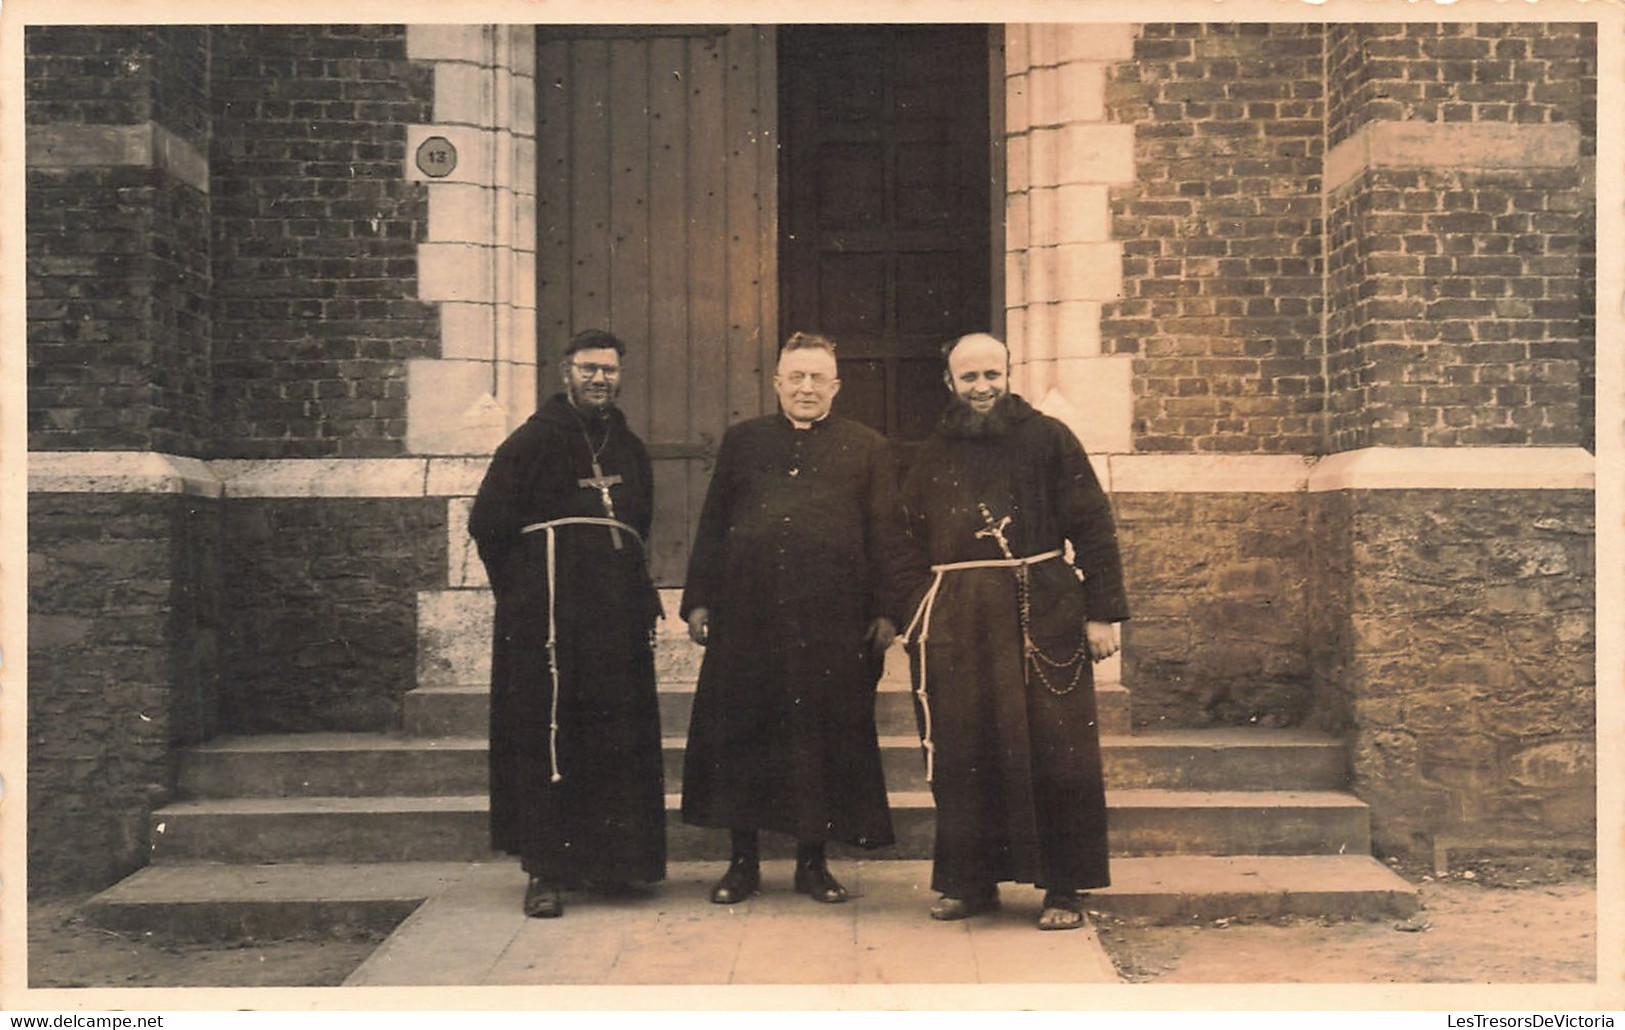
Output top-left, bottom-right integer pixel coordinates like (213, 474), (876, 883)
(520, 516), (644, 783)
(901, 549), (1063, 783)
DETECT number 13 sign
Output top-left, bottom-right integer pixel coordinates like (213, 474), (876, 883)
(416, 136), (458, 178)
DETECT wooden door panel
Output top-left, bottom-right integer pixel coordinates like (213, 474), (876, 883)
(779, 25), (992, 442)
(535, 26), (777, 585)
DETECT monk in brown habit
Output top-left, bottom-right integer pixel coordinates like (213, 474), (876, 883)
(898, 332), (1130, 931)
(680, 332), (912, 906)
(470, 329), (665, 919)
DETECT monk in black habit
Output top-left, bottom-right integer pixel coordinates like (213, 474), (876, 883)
(898, 333), (1129, 931)
(681, 332), (911, 905)
(469, 329), (666, 919)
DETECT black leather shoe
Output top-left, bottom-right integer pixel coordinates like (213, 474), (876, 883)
(523, 877), (563, 918)
(793, 859), (849, 904)
(709, 858), (760, 904)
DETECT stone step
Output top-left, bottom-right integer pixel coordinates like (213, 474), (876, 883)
(145, 789), (1370, 864)
(179, 727), (1346, 798)
(402, 679), (1133, 739)
(83, 855), (1417, 943)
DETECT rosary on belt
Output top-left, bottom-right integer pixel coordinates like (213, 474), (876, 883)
(976, 503), (1091, 696)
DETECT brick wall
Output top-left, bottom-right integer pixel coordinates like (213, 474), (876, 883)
(220, 498), (446, 733)
(210, 25), (437, 459)
(1323, 23), (1594, 451)
(1336, 490), (1595, 860)
(1103, 24), (1325, 454)
(1328, 23), (1595, 145)
(27, 493), (221, 893)
(1326, 166), (1587, 449)
(26, 26), (213, 457)
(1116, 492), (1316, 729)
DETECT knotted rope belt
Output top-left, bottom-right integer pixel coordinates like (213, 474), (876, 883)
(900, 549), (1064, 783)
(520, 516), (644, 783)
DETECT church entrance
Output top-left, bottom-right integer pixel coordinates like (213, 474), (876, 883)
(778, 25), (995, 442)
(533, 25), (995, 582)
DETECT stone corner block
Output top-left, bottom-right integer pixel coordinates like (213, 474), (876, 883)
(1053, 23), (1137, 63)
(446, 497), (489, 589)
(405, 124), (492, 187)
(1038, 355), (1133, 454)
(418, 241), (496, 303)
(417, 588), (494, 686)
(406, 361), (511, 456)
(407, 25), (489, 64)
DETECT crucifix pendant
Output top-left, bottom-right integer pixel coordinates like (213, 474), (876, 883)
(975, 502), (1016, 560)
(579, 458), (624, 550)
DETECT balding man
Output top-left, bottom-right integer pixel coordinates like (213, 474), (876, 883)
(897, 333), (1129, 931)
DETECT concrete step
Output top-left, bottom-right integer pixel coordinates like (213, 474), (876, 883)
(402, 679), (1133, 740)
(146, 789), (1369, 864)
(83, 855), (1417, 942)
(180, 727), (1346, 798)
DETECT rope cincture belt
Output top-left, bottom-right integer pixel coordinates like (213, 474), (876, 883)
(900, 549), (1064, 784)
(520, 516), (644, 783)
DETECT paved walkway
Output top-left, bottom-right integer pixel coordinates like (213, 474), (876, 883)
(345, 860), (1120, 987)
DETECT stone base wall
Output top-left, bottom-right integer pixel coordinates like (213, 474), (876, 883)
(219, 497), (447, 733)
(1115, 491), (1321, 730)
(1326, 488), (1595, 861)
(27, 492), (221, 893)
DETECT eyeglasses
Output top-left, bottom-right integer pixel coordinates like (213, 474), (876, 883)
(780, 372), (835, 388)
(572, 362), (622, 379)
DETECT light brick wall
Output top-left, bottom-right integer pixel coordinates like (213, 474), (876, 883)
(1102, 24), (1326, 454)
(1323, 23), (1594, 451)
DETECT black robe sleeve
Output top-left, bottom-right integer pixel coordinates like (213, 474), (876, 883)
(892, 467), (936, 634)
(469, 420), (547, 593)
(679, 422), (739, 620)
(859, 437), (914, 627)
(1052, 422), (1130, 623)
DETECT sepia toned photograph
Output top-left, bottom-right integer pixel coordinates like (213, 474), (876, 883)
(2, 0), (1618, 1013)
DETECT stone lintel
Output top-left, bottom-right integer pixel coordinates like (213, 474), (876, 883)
(28, 451), (221, 498)
(1324, 121), (1583, 195)
(1307, 446), (1595, 492)
(213, 459), (429, 498)
(27, 122), (209, 193)
(1109, 454), (1314, 493)
(30, 447), (1594, 499)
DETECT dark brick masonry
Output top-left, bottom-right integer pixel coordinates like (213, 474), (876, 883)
(219, 498), (447, 734)
(27, 492), (221, 894)
(1314, 489), (1595, 860)
(1116, 491), (1316, 730)
(210, 25), (438, 459)
(26, 26), (213, 457)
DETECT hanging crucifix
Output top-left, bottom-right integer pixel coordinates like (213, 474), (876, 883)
(975, 503), (1015, 560)
(579, 459), (624, 550)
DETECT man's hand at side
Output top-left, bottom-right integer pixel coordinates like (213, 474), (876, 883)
(687, 607), (711, 645)
(865, 616), (897, 656)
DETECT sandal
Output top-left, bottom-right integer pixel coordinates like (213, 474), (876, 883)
(930, 886), (1000, 921)
(1038, 890), (1086, 931)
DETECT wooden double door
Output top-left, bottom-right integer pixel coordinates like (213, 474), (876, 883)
(535, 24), (993, 583)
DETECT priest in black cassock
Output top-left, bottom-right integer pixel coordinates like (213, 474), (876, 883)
(469, 329), (666, 919)
(897, 332), (1129, 931)
(680, 332), (910, 906)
